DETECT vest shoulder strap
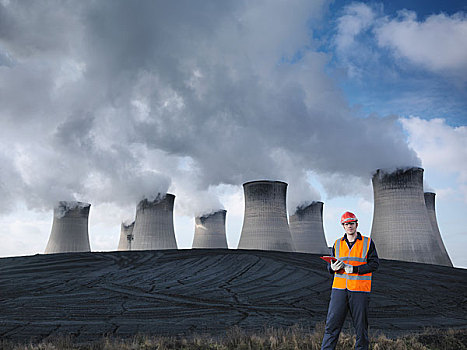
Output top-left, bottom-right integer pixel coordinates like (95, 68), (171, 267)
(334, 238), (341, 257)
(362, 236), (370, 259)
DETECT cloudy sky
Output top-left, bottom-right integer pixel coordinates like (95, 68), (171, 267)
(0, 0), (466, 267)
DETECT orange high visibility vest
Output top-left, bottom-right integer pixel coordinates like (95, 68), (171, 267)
(332, 235), (372, 292)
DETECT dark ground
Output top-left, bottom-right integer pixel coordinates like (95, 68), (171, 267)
(0, 249), (465, 342)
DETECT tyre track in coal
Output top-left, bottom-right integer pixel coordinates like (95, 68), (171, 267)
(0, 249), (466, 341)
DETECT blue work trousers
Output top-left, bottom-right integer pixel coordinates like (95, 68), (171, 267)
(321, 289), (370, 350)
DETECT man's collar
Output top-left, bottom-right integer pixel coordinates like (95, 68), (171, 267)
(342, 232), (362, 241)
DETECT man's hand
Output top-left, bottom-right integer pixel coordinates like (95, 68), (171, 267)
(344, 264), (354, 274)
(331, 260), (344, 271)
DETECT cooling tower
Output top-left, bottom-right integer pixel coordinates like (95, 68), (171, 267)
(289, 201), (329, 254)
(370, 168), (449, 265)
(192, 210), (228, 249)
(238, 180), (295, 252)
(44, 201), (91, 254)
(424, 192), (453, 267)
(131, 194), (178, 250)
(117, 221), (135, 251)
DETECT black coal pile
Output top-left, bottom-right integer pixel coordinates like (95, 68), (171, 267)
(0, 249), (465, 342)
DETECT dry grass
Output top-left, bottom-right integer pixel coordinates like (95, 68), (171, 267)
(1, 325), (465, 350)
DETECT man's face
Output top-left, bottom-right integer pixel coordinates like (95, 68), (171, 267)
(343, 221), (357, 235)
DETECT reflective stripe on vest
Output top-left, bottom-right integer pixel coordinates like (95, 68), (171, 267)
(332, 235), (372, 292)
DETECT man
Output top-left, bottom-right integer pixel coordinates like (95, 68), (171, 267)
(321, 211), (379, 350)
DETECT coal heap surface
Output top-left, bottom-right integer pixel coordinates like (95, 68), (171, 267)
(0, 249), (466, 342)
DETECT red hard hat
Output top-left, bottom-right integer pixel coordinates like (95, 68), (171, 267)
(341, 211), (358, 224)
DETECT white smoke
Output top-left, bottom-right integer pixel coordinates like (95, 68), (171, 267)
(291, 200), (323, 215)
(372, 166), (423, 180)
(287, 177), (321, 214)
(0, 0), (421, 216)
(121, 220), (135, 228)
(54, 201), (90, 219)
(173, 186), (225, 218)
(197, 209), (226, 221)
(424, 181), (436, 193)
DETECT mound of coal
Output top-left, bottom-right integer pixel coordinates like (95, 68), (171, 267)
(0, 249), (465, 342)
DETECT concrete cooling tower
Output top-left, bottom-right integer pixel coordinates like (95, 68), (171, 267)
(370, 167), (450, 266)
(117, 221), (135, 251)
(238, 180), (295, 252)
(131, 194), (178, 250)
(44, 201), (91, 254)
(192, 210), (228, 249)
(424, 192), (453, 267)
(289, 201), (329, 254)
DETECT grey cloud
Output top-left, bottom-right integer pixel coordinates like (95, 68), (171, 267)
(0, 149), (24, 213)
(0, 0), (421, 215)
(0, 46), (13, 67)
(54, 112), (95, 152)
(0, 1), (82, 57)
